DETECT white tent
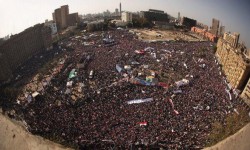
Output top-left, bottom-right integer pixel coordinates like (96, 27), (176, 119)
(32, 91), (40, 98)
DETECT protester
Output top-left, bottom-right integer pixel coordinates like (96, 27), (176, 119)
(15, 29), (242, 149)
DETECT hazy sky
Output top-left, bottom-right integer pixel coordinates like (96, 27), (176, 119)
(0, 0), (249, 47)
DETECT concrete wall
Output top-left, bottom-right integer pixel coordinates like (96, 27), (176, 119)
(53, 5), (78, 30)
(181, 17), (197, 29)
(54, 8), (62, 30)
(0, 113), (72, 150)
(204, 123), (250, 150)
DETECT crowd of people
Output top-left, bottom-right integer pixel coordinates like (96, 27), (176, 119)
(12, 29), (244, 149)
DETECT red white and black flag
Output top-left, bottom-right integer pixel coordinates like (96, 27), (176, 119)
(139, 121), (148, 126)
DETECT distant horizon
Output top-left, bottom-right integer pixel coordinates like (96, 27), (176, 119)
(0, 0), (249, 48)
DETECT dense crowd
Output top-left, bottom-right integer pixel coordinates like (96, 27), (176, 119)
(15, 29), (242, 149)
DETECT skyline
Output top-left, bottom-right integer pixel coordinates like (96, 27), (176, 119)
(0, 0), (249, 48)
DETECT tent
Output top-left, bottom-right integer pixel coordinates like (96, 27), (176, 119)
(69, 69), (77, 79)
(116, 64), (123, 73)
(32, 92), (40, 98)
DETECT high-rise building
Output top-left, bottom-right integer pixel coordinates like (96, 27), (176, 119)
(52, 13), (55, 22)
(211, 18), (220, 36)
(120, 3), (122, 16)
(196, 22), (208, 30)
(148, 9), (164, 14)
(54, 8), (62, 29)
(115, 8), (119, 16)
(53, 5), (78, 30)
(191, 27), (217, 42)
(219, 26), (225, 37)
(178, 12), (180, 21)
(60, 5), (69, 29)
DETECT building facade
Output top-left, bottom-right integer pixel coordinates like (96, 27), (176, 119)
(140, 9), (169, 22)
(119, 3), (122, 16)
(216, 32), (250, 90)
(67, 13), (79, 26)
(154, 21), (175, 30)
(115, 8), (119, 16)
(191, 27), (217, 42)
(54, 8), (63, 30)
(241, 78), (250, 105)
(0, 24), (52, 82)
(177, 12), (180, 21)
(210, 18), (220, 36)
(53, 5), (79, 30)
(219, 26), (225, 37)
(223, 32), (240, 48)
(181, 17), (197, 29)
(122, 12), (133, 23)
(60, 5), (69, 29)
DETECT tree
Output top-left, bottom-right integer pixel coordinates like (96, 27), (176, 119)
(132, 18), (152, 28)
(109, 22), (116, 28)
(132, 18), (141, 28)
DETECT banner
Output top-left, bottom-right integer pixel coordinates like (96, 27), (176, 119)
(127, 98), (153, 104)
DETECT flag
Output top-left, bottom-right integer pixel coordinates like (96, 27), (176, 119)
(168, 98), (179, 115)
(139, 121), (147, 126)
(158, 82), (168, 89)
(174, 109), (179, 115)
(169, 99), (174, 108)
(135, 50), (145, 54)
